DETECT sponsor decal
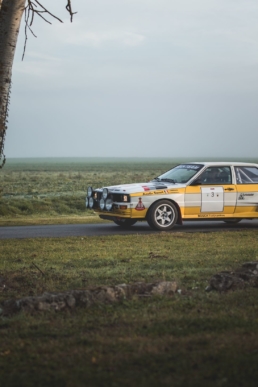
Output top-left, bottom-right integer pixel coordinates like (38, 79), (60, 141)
(135, 198), (145, 211)
(142, 189), (179, 196)
(238, 193), (254, 200)
(177, 164), (201, 170)
(154, 190), (165, 194)
(141, 184), (167, 191)
(198, 214), (225, 217)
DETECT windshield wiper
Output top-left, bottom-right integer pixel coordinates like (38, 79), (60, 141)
(152, 177), (161, 181)
(160, 178), (177, 184)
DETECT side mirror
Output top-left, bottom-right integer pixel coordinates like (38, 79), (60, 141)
(191, 179), (202, 186)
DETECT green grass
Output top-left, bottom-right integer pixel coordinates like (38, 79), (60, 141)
(0, 158), (178, 225)
(1, 231), (258, 386)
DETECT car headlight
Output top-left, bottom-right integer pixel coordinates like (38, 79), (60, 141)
(103, 188), (109, 200)
(85, 197), (89, 208)
(89, 197), (94, 208)
(87, 186), (93, 198)
(105, 198), (113, 211)
(100, 198), (105, 210)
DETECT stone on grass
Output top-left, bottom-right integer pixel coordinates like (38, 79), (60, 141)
(0, 281), (178, 316)
(209, 272), (245, 291)
(207, 261), (258, 292)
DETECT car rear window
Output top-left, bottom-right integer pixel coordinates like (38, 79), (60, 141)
(234, 166), (258, 184)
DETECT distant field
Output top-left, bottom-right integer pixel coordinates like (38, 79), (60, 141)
(1, 157), (258, 226)
(0, 158), (178, 225)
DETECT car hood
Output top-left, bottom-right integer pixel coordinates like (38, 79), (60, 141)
(97, 181), (186, 194)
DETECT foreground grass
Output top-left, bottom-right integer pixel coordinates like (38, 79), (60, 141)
(0, 231), (258, 386)
(0, 214), (107, 227)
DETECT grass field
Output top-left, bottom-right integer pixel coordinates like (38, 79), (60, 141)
(0, 231), (258, 386)
(0, 158), (178, 225)
(1, 158), (258, 386)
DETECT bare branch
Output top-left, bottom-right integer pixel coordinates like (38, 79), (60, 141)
(32, 262), (45, 276)
(34, 1), (63, 23)
(22, 4), (37, 60)
(34, 12), (52, 25)
(22, 0), (76, 60)
(66, 0), (77, 22)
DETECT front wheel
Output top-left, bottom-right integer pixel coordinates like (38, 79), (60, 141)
(113, 219), (137, 228)
(147, 200), (178, 231)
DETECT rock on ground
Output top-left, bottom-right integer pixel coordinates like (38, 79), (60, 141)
(0, 281), (178, 316)
(206, 262), (258, 292)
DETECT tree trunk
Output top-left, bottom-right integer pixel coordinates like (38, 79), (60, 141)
(0, 0), (26, 163)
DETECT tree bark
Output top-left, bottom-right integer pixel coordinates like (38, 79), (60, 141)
(0, 0), (26, 162)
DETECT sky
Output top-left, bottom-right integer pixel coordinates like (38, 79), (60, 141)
(5, 0), (258, 158)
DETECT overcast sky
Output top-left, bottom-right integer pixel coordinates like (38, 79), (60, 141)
(5, 0), (258, 158)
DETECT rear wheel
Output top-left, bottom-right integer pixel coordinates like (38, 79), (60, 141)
(113, 219), (137, 228)
(147, 200), (178, 231)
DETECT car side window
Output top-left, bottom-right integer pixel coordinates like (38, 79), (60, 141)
(234, 166), (258, 184)
(199, 166), (232, 185)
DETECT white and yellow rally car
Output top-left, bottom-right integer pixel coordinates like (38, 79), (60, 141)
(86, 162), (258, 230)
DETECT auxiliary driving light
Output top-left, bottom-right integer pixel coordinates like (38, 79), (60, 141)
(105, 198), (113, 211)
(87, 186), (93, 198)
(85, 197), (89, 208)
(102, 188), (109, 200)
(100, 198), (105, 210)
(89, 197), (94, 208)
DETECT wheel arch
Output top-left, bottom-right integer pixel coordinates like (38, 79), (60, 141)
(146, 198), (182, 225)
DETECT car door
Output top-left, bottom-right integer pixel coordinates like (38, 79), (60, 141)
(234, 166), (258, 217)
(184, 166), (237, 218)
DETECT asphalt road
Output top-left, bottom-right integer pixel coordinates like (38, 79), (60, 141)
(0, 220), (257, 239)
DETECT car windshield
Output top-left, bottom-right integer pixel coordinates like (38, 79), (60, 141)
(154, 164), (204, 184)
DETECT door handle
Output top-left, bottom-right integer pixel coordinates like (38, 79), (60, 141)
(224, 188), (234, 191)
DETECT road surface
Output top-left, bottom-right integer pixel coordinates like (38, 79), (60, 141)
(0, 220), (257, 239)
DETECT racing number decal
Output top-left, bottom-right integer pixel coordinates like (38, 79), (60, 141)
(201, 187), (224, 212)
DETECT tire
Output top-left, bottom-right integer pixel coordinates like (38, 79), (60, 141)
(147, 200), (178, 231)
(223, 219), (241, 224)
(113, 219), (137, 228)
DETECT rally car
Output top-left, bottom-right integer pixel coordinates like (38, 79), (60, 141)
(85, 162), (258, 230)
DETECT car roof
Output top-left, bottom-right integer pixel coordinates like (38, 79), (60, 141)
(187, 162), (258, 167)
